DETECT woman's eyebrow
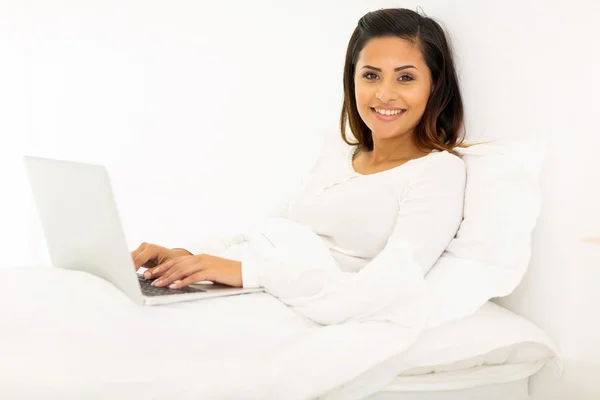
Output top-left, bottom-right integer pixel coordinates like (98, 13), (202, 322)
(361, 65), (418, 72)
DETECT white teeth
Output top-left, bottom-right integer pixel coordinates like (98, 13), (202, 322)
(375, 108), (404, 116)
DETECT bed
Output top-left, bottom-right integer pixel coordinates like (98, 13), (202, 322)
(4, 138), (559, 399)
(0, 266), (560, 400)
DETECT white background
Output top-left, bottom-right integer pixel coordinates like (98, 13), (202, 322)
(1, 0), (598, 398)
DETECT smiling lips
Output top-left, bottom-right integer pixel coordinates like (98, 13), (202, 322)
(370, 107), (406, 121)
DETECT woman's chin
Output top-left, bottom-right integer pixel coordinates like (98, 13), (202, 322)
(370, 130), (402, 140)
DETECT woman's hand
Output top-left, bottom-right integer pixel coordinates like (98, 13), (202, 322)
(150, 254), (243, 289)
(130, 242), (192, 271)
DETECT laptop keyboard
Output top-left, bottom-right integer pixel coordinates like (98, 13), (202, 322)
(137, 275), (206, 297)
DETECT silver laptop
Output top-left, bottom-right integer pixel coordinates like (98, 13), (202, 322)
(23, 155), (264, 306)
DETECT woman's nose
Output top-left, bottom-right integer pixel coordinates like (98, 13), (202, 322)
(376, 83), (399, 103)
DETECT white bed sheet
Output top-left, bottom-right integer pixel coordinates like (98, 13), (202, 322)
(384, 361), (544, 392)
(368, 362), (542, 400)
(370, 380), (530, 400)
(0, 267), (559, 400)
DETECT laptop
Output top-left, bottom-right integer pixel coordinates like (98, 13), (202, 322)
(23, 155), (264, 306)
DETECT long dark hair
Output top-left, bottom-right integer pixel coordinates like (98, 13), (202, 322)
(340, 8), (469, 155)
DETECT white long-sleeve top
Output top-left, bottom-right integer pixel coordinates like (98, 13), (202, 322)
(186, 141), (466, 325)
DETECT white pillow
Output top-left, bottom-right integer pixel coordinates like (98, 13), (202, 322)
(424, 138), (546, 329)
(397, 301), (559, 376)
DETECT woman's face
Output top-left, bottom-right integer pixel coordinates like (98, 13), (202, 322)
(354, 36), (432, 143)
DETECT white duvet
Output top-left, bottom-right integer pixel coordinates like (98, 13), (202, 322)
(1, 264), (559, 400)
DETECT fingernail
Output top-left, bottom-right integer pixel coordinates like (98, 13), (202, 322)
(152, 280), (162, 287)
(169, 283), (178, 289)
(144, 271), (151, 279)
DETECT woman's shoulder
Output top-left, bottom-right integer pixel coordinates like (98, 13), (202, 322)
(411, 149), (466, 183)
(429, 149), (465, 169)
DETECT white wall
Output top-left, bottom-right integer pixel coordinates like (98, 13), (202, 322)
(1, 0), (598, 397)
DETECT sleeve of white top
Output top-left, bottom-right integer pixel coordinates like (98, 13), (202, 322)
(390, 152), (467, 276)
(240, 153), (467, 325)
(181, 233), (241, 257)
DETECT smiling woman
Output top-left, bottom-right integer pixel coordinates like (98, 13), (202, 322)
(341, 8), (467, 168)
(131, 9), (469, 318)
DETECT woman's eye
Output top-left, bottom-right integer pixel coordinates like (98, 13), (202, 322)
(362, 72), (414, 82)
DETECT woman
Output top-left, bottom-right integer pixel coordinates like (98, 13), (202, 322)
(130, 8), (467, 323)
